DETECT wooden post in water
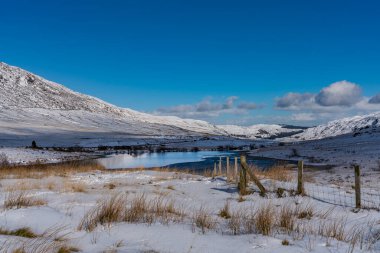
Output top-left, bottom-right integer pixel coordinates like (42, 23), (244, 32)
(226, 156), (230, 182)
(234, 157), (238, 182)
(354, 165), (361, 209)
(297, 160), (304, 195)
(218, 157), (222, 175)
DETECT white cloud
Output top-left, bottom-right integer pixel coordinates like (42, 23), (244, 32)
(290, 113), (316, 121)
(275, 81), (380, 124)
(315, 81), (362, 106)
(276, 92), (315, 109)
(369, 93), (380, 104)
(155, 96), (262, 119)
(237, 102), (261, 110)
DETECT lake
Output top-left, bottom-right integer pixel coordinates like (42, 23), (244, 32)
(97, 151), (286, 171)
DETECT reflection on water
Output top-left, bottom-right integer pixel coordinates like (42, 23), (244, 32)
(97, 151), (231, 169)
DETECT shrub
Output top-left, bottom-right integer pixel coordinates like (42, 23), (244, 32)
(31, 140), (38, 149)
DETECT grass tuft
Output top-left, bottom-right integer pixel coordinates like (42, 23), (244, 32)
(218, 201), (231, 219)
(4, 191), (46, 209)
(192, 206), (216, 234)
(255, 203), (275, 236)
(0, 227), (38, 238)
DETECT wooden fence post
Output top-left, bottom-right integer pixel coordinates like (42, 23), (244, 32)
(354, 165), (361, 209)
(234, 157), (238, 182)
(213, 162), (217, 178)
(218, 157), (222, 175)
(297, 160), (304, 195)
(226, 156), (230, 182)
(241, 157), (267, 196)
(238, 155), (248, 195)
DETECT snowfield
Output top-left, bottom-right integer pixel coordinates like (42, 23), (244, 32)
(0, 169), (379, 253)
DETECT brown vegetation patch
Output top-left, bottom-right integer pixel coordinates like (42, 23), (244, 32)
(4, 191), (46, 209)
(0, 160), (104, 179)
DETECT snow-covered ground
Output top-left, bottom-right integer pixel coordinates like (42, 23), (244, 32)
(0, 169), (379, 253)
(0, 148), (96, 165)
(251, 130), (380, 191)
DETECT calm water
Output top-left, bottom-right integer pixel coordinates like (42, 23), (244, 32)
(97, 151), (286, 171)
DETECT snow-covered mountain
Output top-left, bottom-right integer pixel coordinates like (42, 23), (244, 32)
(294, 112), (380, 140)
(217, 124), (305, 139)
(0, 62), (303, 142)
(0, 62), (229, 137)
(2, 61), (378, 144)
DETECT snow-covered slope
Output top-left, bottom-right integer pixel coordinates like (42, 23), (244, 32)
(4, 61), (377, 144)
(0, 62), (227, 138)
(217, 124), (305, 139)
(0, 62), (309, 143)
(295, 112), (380, 140)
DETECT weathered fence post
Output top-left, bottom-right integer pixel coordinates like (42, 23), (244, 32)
(213, 162), (217, 178)
(226, 156), (230, 182)
(238, 155), (248, 195)
(241, 156), (267, 196)
(218, 157), (222, 175)
(234, 157), (238, 182)
(297, 160), (304, 195)
(354, 165), (361, 209)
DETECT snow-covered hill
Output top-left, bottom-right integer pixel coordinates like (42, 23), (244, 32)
(294, 112), (380, 140)
(2, 61), (378, 145)
(0, 62), (305, 144)
(217, 124), (305, 139)
(0, 62), (228, 138)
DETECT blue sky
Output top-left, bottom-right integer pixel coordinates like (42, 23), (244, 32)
(1, 0), (380, 126)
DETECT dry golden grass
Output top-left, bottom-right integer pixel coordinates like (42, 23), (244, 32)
(254, 203), (275, 236)
(295, 203), (314, 220)
(5, 181), (42, 192)
(218, 201), (231, 219)
(227, 209), (244, 235)
(192, 206), (216, 234)
(166, 185), (175, 191)
(63, 181), (87, 193)
(79, 193), (185, 232)
(104, 182), (117, 190)
(78, 193), (127, 232)
(251, 165), (294, 182)
(0, 160), (104, 179)
(279, 204), (296, 233)
(0, 225), (77, 253)
(4, 190), (46, 209)
(0, 227), (37, 238)
(318, 217), (347, 242)
(45, 181), (56, 191)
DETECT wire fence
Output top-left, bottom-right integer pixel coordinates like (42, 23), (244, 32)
(215, 155), (380, 210)
(262, 176), (380, 210)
